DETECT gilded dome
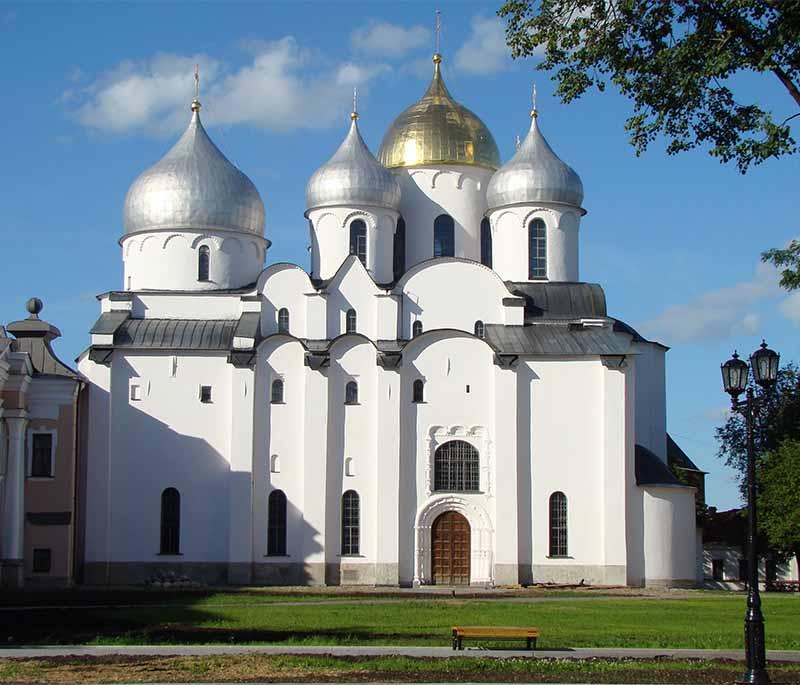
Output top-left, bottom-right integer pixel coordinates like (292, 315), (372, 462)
(305, 112), (401, 213)
(123, 102), (265, 236)
(487, 112), (583, 211)
(378, 54), (500, 170)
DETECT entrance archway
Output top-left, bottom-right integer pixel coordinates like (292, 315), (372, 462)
(431, 511), (471, 585)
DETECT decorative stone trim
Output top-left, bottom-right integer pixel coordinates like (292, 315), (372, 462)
(341, 211), (377, 231)
(425, 425), (493, 497)
(414, 494), (494, 585)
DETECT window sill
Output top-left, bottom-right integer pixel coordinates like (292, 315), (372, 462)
(344, 402), (361, 406)
(546, 555), (573, 560)
(27, 476), (55, 481)
(271, 401), (286, 405)
(156, 553), (184, 557)
(432, 490), (483, 495)
(412, 401), (427, 404)
(263, 554), (291, 559)
(338, 554), (366, 558)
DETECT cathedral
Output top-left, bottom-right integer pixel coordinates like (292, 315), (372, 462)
(72, 53), (698, 588)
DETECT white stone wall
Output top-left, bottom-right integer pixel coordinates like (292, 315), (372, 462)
(642, 485), (698, 586)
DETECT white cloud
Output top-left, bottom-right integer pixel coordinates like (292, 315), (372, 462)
(453, 16), (511, 75)
(350, 21), (430, 58)
(639, 262), (783, 344)
(779, 291), (800, 325)
(68, 39), (389, 136)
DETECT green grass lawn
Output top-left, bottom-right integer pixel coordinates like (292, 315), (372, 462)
(3, 591), (799, 649)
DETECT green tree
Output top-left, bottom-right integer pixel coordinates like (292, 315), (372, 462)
(758, 440), (800, 576)
(762, 240), (800, 291)
(499, 0), (800, 173)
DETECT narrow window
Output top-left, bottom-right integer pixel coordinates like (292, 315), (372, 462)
(712, 559), (724, 581)
(474, 320), (485, 339)
(345, 457), (355, 477)
(528, 218), (547, 279)
(32, 549), (51, 573)
(433, 214), (455, 258)
(130, 384), (142, 401)
(393, 217), (406, 281)
(277, 308), (290, 334)
(412, 320), (423, 338)
(549, 491), (568, 557)
(31, 434), (53, 478)
(345, 381), (359, 405)
(199, 385), (212, 403)
(434, 440), (480, 492)
(346, 308), (357, 334)
(271, 379), (284, 404)
(480, 218), (492, 267)
(349, 219), (367, 267)
(270, 454), (280, 473)
(413, 379), (424, 403)
(267, 490), (287, 556)
(341, 490), (360, 555)
(160, 488), (180, 555)
(198, 245), (210, 282)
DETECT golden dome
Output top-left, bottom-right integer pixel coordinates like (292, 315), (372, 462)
(378, 54), (500, 170)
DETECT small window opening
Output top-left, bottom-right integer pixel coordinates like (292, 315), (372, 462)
(198, 245), (210, 282)
(32, 549), (51, 573)
(271, 379), (284, 404)
(346, 308), (357, 334)
(270, 454), (280, 473)
(474, 320), (485, 338)
(345, 381), (359, 405)
(31, 434), (53, 478)
(199, 385), (212, 403)
(130, 384), (142, 401)
(345, 457), (355, 477)
(349, 219), (367, 267)
(413, 379), (424, 403)
(278, 308), (290, 334)
(412, 320), (423, 338)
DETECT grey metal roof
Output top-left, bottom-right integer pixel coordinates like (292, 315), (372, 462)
(124, 106), (265, 236)
(508, 282), (606, 321)
(90, 311), (130, 335)
(234, 312), (260, 341)
(635, 444), (682, 487)
(305, 116), (401, 213)
(487, 114), (583, 210)
(484, 323), (631, 356)
(114, 319), (238, 350)
(6, 310), (78, 378)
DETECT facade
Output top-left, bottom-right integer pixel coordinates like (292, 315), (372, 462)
(76, 54), (698, 587)
(0, 300), (82, 587)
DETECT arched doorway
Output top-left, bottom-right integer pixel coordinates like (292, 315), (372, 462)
(431, 511), (471, 585)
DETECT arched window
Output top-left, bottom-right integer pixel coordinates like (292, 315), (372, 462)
(412, 320), (423, 338)
(267, 490), (287, 556)
(160, 488), (180, 555)
(345, 381), (359, 405)
(271, 379), (284, 404)
(270, 454), (280, 473)
(434, 440), (479, 492)
(480, 218), (492, 268)
(349, 219), (367, 266)
(549, 491), (568, 557)
(393, 217), (406, 281)
(433, 214), (455, 258)
(198, 246), (210, 282)
(341, 490), (360, 555)
(474, 320), (485, 338)
(528, 218), (547, 279)
(346, 308), (357, 334)
(345, 457), (356, 477)
(278, 308), (290, 334)
(413, 379), (425, 403)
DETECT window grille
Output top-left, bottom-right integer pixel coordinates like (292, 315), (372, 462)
(434, 440), (480, 492)
(434, 214), (455, 257)
(346, 309), (357, 334)
(160, 488), (180, 555)
(341, 490), (360, 555)
(198, 245), (210, 282)
(412, 321), (423, 338)
(480, 218), (492, 267)
(267, 490), (287, 556)
(277, 308), (290, 334)
(271, 379), (284, 404)
(349, 220), (367, 266)
(474, 320), (485, 338)
(345, 381), (359, 405)
(31, 433), (53, 477)
(528, 218), (547, 279)
(549, 491), (568, 557)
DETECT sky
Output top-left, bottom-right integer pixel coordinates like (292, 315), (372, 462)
(1, 1), (797, 512)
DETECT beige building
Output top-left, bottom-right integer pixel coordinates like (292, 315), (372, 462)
(0, 298), (82, 587)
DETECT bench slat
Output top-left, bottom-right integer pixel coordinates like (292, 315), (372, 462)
(453, 626), (540, 638)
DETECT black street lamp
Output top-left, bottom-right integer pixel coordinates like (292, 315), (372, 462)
(721, 341), (780, 685)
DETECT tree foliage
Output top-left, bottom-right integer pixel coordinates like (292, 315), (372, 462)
(715, 363), (800, 498)
(758, 440), (800, 573)
(499, 0), (800, 172)
(762, 239), (800, 291)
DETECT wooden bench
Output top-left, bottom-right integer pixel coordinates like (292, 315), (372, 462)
(451, 626), (540, 651)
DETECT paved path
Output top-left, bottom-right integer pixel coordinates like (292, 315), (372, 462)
(2, 645), (799, 662)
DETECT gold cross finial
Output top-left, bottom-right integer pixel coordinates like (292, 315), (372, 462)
(530, 83), (538, 118)
(435, 9), (442, 55)
(191, 64), (202, 112)
(351, 86), (359, 121)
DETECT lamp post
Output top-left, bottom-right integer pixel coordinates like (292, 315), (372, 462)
(721, 341), (780, 685)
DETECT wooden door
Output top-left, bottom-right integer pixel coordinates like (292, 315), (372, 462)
(432, 511), (470, 585)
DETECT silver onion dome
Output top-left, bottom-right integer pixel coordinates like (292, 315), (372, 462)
(486, 112), (584, 211)
(123, 101), (265, 236)
(305, 112), (401, 214)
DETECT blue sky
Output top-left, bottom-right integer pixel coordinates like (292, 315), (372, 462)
(1, 1), (797, 511)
